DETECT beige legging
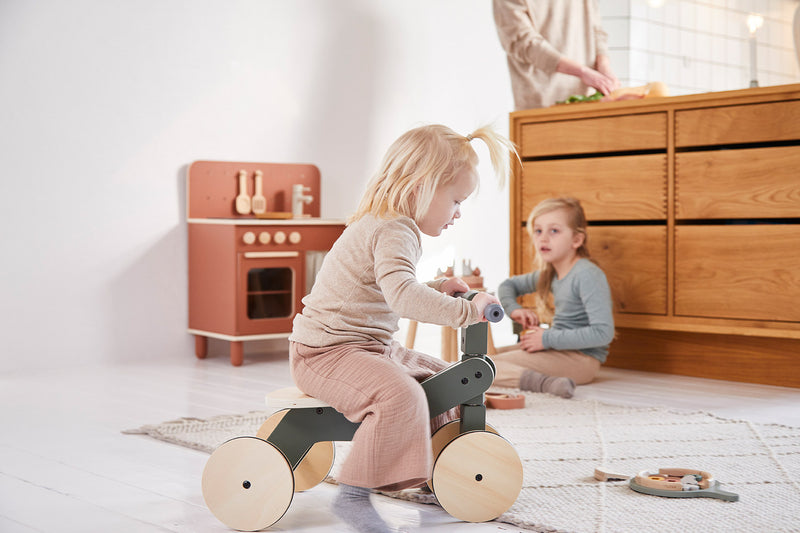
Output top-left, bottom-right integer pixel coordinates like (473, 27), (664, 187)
(490, 344), (601, 387)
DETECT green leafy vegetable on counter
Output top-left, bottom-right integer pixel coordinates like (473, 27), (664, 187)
(557, 92), (603, 104)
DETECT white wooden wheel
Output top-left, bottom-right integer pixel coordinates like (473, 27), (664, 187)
(256, 409), (335, 492)
(202, 436), (294, 531)
(428, 419), (497, 492)
(431, 431), (523, 523)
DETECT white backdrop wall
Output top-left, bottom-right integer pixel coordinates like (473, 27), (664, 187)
(0, 0), (515, 372)
(3, 1), (799, 373)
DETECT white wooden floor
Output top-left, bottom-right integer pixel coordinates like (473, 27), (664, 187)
(2, 329), (799, 533)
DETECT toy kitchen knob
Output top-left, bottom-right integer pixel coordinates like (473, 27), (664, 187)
(289, 231), (301, 244)
(273, 231), (287, 244)
(242, 231), (256, 245)
(259, 231), (271, 244)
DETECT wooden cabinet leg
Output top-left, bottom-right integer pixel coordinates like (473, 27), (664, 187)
(230, 341), (244, 366)
(195, 335), (208, 359)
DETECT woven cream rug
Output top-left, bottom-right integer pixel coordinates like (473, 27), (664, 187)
(125, 391), (800, 532)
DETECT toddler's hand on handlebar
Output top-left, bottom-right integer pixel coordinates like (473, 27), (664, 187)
(472, 292), (502, 322)
(440, 277), (470, 296)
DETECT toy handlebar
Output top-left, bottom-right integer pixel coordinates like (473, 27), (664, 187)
(484, 303), (504, 323)
(455, 291), (505, 323)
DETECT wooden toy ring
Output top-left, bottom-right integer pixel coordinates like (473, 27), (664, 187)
(630, 468), (739, 502)
(485, 392), (525, 409)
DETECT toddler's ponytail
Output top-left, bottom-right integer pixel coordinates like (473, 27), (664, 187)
(463, 126), (519, 188)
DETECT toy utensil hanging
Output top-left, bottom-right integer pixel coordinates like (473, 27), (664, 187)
(630, 468), (739, 502)
(251, 170), (267, 214)
(235, 169), (251, 215)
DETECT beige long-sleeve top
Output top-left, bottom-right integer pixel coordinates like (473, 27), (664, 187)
(290, 215), (481, 348)
(493, 0), (609, 109)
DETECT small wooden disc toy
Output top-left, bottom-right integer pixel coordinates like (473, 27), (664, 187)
(485, 391), (525, 409)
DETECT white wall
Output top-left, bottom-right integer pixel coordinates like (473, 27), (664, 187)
(0, 0), (515, 372)
(3, 0), (799, 373)
(600, 0), (800, 95)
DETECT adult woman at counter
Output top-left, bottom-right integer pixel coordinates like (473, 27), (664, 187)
(493, 0), (620, 109)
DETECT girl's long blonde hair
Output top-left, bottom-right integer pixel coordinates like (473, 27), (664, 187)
(349, 124), (517, 224)
(527, 197), (591, 324)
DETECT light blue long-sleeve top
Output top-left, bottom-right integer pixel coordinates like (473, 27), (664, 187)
(497, 258), (615, 363)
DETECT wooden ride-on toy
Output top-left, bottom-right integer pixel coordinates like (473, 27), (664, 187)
(201, 291), (523, 531)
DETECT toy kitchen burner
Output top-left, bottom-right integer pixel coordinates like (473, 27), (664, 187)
(187, 160), (345, 366)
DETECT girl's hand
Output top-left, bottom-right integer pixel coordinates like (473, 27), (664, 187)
(471, 292), (502, 322)
(510, 308), (539, 330)
(440, 277), (470, 296)
(520, 327), (545, 352)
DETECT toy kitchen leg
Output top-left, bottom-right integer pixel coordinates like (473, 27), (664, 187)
(193, 334), (244, 367)
(195, 335), (208, 359)
(229, 341), (244, 367)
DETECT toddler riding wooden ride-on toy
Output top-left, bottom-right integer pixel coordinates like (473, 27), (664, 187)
(201, 291), (523, 531)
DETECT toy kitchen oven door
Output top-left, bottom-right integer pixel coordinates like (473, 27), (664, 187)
(187, 161), (345, 366)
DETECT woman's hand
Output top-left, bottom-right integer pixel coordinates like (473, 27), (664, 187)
(556, 57), (618, 96)
(440, 277), (470, 296)
(578, 66), (618, 96)
(520, 327), (545, 352)
(510, 308), (539, 330)
(594, 54), (620, 92)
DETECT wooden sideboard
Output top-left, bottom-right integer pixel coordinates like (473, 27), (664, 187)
(508, 83), (800, 388)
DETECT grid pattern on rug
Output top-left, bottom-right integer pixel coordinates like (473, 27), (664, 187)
(125, 392), (800, 533)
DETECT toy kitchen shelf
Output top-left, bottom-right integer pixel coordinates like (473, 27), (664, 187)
(187, 160), (345, 366)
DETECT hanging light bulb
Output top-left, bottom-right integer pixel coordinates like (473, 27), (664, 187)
(746, 13), (764, 35)
(746, 13), (764, 88)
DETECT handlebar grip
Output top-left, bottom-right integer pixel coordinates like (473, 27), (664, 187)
(484, 303), (504, 323)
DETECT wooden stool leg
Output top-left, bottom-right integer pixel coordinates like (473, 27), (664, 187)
(405, 320), (418, 349)
(449, 328), (459, 362)
(230, 341), (244, 366)
(195, 335), (208, 359)
(441, 326), (448, 362)
(486, 324), (497, 356)
(442, 326), (458, 363)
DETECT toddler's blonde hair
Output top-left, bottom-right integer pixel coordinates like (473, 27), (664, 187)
(350, 124), (516, 224)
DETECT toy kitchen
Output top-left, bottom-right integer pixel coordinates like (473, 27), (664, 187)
(187, 160), (345, 366)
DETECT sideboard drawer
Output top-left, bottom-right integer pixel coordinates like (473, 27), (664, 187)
(675, 100), (800, 147)
(520, 113), (667, 157)
(675, 225), (800, 322)
(588, 226), (667, 315)
(520, 226), (668, 315)
(522, 154), (667, 221)
(676, 146), (800, 219)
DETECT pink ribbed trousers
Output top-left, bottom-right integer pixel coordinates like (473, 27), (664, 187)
(289, 340), (457, 491)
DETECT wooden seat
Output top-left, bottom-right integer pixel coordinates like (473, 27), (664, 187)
(265, 387), (330, 409)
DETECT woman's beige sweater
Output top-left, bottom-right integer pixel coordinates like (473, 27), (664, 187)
(493, 0), (609, 109)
